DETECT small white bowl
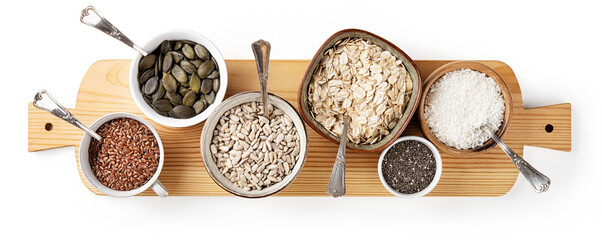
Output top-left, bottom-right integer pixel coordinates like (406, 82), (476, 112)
(129, 29), (228, 127)
(378, 136), (442, 198)
(79, 112), (167, 197)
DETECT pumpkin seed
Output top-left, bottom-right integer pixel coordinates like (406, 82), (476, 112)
(181, 80), (190, 87)
(155, 54), (162, 76)
(182, 40), (197, 45)
(160, 40), (172, 54)
(182, 91), (196, 107)
(190, 59), (202, 68)
(206, 70), (219, 79)
(139, 69), (154, 84)
(201, 79), (213, 94)
(180, 60), (196, 74)
(179, 87), (191, 96)
(194, 44), (210, 61)
(173, 41), (183, 50)
(139, 54), (156, 71)
(206, 90), (216, 104)
(163, 73), (178, 93)
(152, 83), (166, 102)
(139, 40), (218, 119)
(153, 99), (173, 112)
(143, 77), (159, 95)
(156, 110), (169, 116)
(190, 74), (201, 93)
(172, 65), (187, 83)
(169, 105), (196, 119)
(166, 91), (183, 106)
(162, 53), (173, 73)
(170, 51), (184, 63)
(182, 44), (195, 59)
(193, 100), (206, 114)
(143, 95), (152, 105)
(213, 78), (220, 92)
(197, 61), (215, 78)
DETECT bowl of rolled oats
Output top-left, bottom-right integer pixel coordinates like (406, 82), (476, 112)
(200, 92), (308, 198)
(298, 29), (422, 153)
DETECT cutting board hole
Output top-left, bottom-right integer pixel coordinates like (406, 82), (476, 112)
(545, 124), (554, 133)
(45, 123), (53, 131)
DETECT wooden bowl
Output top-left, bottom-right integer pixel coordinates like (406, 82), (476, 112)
(417, 61), (513, 155)
(297, 29), (422, 153)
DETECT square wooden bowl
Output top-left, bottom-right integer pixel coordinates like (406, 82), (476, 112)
(297, 29), (422, 153)
(417, 61), (513, 155)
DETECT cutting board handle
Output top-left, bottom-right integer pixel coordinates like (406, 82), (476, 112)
(515, 103), (571, 152)
(28, 103), (81, 152)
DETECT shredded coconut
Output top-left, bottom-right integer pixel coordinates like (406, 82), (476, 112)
(424, 68), (505, 149)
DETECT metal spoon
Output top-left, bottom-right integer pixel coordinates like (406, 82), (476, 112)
(482, 126), (551, 193)
(327, 116), (350, 197)
(251, 40), (271, 116)
(33, 90), (102, 141)
(80, 5), (148, 56)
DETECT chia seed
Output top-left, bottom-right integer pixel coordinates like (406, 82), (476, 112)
(382, 140), (436, 194)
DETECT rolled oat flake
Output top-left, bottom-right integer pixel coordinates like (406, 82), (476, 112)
(382, 140), (436, 194)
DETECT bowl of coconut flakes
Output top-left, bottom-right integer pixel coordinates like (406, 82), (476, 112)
(417, 61), (513, 155)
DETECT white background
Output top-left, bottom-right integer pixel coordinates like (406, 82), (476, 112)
(3, 0), (601, 239)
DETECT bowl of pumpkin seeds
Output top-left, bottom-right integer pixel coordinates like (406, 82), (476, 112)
(130, 30), (227, 127)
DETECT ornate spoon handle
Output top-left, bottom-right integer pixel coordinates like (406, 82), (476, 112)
(80, 5), (148, 56)
(33, 90), (102, 141)
(251, 40), (271, 117)
(327, 117), (350, 197)
(483, 127), (551, 193)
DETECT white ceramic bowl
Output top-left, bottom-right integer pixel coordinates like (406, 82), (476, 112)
(200, 92), (308, 198)
(79, 112), (167, 197)
(129, 30), (228, 127)
(378, 136), (442, 198)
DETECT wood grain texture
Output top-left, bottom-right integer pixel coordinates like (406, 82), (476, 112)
(27, 59), (571, 196)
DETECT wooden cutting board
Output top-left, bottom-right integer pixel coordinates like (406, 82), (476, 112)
(27, 59), (571, 196)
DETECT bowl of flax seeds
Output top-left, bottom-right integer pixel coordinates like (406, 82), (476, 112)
(79, 112), (167, 197)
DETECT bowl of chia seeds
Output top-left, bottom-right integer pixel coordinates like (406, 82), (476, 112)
(378, 136), (442, 198)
